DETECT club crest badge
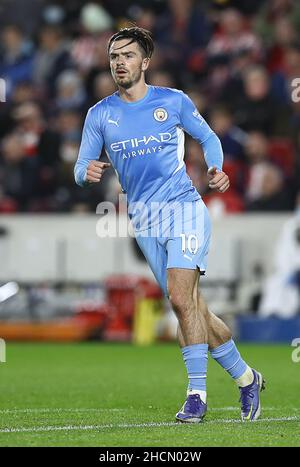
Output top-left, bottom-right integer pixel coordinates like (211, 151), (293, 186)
(154, 108), (168, 122)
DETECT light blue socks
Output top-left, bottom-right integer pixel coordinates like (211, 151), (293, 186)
(181, 343), (208, 394)
(210, 339), (247, 378)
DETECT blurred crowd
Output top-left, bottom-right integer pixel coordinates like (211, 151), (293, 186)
(1, 0), (300, 213)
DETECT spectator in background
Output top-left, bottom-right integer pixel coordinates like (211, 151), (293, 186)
(55, 70), (87, 112)
(33, 24), (73, 99)
(56, 109), (82, 142)
(9, 80), (37, 106)
(91, 72), (116, 106)
(127, 4), (156, 35)
(207, 8), (262, 62)
(245, 132), (293, 211)
(219, 46), (262, 109)
(71, 2), (113, 74)
(209, 106), (247, 163)
(244, 130), (270, 166)
(12, 102), (61, 204)
(246, 162), (292, 211)
(13, 102), (45, 158)
(131, 0), (212, 75)
(182, 0), (212, 52)
(0, 132), (38, 211)
(265, 16), (297, 74)
(206, 7), (262, 103)
(147, 0), (211, 75)
(0, 0), (44, 37)
(272, 42), (300, 106)
(56, 109), (82, 197)
(56, 134), (82, 211)
(233, 65), (289, 135)
(84, 38), (116, 103)
(0, 80), (37, 138)
(209, 106), (247, 194)
(204, 54), (231, 103)
(255, 0), (300, 47)
(0, 24), (34, 98)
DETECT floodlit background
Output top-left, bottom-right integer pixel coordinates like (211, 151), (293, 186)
(0, 0), (300, 345)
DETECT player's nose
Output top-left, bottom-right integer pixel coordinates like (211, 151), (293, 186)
(116, 56), (125, 66)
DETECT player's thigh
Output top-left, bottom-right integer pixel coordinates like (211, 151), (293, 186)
(167, 267), (200, 309)
(135, 232), (168, 296)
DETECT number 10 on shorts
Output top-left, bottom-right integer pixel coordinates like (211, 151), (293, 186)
(180, 234), (199, 254)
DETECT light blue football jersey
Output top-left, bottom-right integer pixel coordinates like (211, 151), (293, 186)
(75, 85), (223, 229)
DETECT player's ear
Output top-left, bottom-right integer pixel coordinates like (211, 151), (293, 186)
(142, 57), (150, 72)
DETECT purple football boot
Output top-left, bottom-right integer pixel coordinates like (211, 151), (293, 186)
(239, 369), (266, 421)
(176, 393), (207, 423)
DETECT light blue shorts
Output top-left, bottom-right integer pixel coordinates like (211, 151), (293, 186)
(135, 199), (211, 296)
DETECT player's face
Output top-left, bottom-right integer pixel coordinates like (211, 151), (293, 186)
(109, 39), (149, 89)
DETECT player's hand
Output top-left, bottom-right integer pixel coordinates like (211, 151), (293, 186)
(86, 161), (111, 183)
(207, 166), (230, 193)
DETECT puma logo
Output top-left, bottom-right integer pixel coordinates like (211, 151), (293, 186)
(108, 118), (119, 127)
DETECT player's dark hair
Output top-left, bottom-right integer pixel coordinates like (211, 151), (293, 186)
(107, 27), (154, 59)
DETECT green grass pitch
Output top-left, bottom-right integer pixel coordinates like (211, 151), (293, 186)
(0, 342), (299, 446)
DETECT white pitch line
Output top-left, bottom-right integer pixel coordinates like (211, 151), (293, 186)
(207, 416), (300, 424)
(0, 406), (298, 415)
(0, 417), (299, 434)
(0, 408), (126, 414)
(0, 422), (177, 434)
